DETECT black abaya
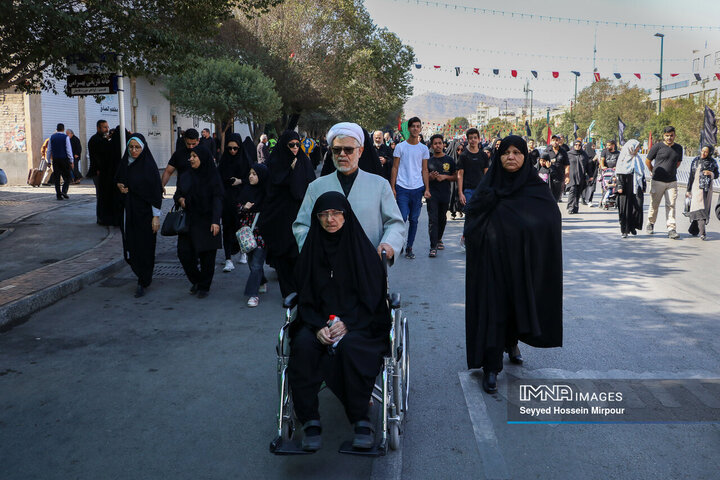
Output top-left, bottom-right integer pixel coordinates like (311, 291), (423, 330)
(115, 134), (163, 288)
(218, 133), (251, 258)
(616, 174), (644, 234)
(288, 192), (390, 424)
(465, 136), (563, 372)
(89, 132), (122, 226)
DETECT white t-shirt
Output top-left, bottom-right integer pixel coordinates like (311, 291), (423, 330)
(393, 140), (429, 189)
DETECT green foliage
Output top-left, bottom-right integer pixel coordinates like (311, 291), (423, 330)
(448, 117), (470, 129)
(164, 58), (282, 146)
(1, 0), (283, 92)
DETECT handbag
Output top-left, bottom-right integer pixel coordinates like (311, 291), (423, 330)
(236, 213), (259, 253)
(161, 205), (188, 236)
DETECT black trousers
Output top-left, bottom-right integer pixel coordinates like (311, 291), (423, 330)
(566, 184), (583, 213)
(427, 197), (449, 249)
(221, 211), (239, 260)
(616, 174), (644, 234)
(53, 158), (71, 196)
(482, 314), (519, 373)
(177, 236), (216, 292)
(288, 327), (381, 425)
(274, 254), (297, 299)
(583, 179), (596, 204)
(551, 180), (563, 202)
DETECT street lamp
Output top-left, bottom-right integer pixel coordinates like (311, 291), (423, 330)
(504, 100), (508, 116)
(655, 33), (664, 114)
(523, 85), (534, 125)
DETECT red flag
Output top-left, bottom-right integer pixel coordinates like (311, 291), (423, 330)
(433, 65), (441, 69)
(547, 125), (552, 145)
(634, 73), (641, 79)
(552, 72), (559, 78)
(511, 70), (517, 78)
(594, 72), (601, 82)
(649, 131), (653, 150)
(670, 73), (679, 77)
(716, 73), (720, 80)
(289, 52), (295, 59)
(473, 68), (479, 74)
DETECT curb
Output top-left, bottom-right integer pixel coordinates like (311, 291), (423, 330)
(0, 231), (126, 332)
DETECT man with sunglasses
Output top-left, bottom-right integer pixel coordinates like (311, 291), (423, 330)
(293, 122), (405, 260)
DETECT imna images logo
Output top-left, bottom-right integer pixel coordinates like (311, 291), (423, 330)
(519, 384), (573, 402)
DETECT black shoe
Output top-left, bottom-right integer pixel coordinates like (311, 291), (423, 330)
(506, 345), (523, 364)
(189, 284), (198, 295)
(62, 193), (69, 199)
(134, 284), (145, 298)
(56, 195), (64, 200)
(352, 420), (375, 450)
(405, 247), (415, 259)
(197, 290), (209, 299)
(482, 369), (497, 394)
(301, 420), (322, 452)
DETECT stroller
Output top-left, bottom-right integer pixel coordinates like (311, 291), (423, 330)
(599, 168), (618, 210)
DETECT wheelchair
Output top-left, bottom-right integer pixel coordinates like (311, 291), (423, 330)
(269, 254), (409, 456)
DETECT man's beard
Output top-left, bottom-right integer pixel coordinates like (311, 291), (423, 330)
(333, 158), (355, 173)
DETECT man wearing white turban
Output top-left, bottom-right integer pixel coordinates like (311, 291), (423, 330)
(293, 122), (405, 258)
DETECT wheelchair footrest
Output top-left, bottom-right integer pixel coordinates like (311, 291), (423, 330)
(338, 440), (387, 457)
(269, 437), (316, 455)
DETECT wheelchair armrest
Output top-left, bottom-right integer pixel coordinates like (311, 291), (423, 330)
(283, 292), (298, 309)
(388, 292), (401, 310)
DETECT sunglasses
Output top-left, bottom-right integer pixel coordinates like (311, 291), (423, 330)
(288, 142), (301, 148)
(227, 146), (239, 151)
(331, 146), (358, 156)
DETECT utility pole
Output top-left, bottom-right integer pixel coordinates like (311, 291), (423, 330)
(655, 33), (665, 114)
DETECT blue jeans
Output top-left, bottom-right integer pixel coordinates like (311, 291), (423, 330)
(244, 247), (266, 296)
(463, 189), (474, 212)
(396, 185), (424, 248)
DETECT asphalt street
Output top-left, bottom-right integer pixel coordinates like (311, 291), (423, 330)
(1, 189), (719, 480)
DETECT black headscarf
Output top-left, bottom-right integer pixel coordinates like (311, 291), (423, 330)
(218, 133), (251, 186)
(320, 128), (384, 177)
(464, 135), (562, 369)
(237, 163), (268, 213)
(243, 136), (258, 165)
(115, 133), (162, 210)
(295, 191), (388, 323)
(268, 130), (309, 184)
(177, 146), (224, 213)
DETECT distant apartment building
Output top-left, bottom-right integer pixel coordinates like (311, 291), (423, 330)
(468, 102), (501, 127)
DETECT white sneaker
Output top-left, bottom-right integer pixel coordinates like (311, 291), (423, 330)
(258, 284), (267, 294)
(223, 259), (235, 272)
(247, 296), (259, 307)
(239, 252), (248, 264)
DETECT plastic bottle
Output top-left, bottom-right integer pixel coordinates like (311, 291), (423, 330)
(328, 315), (345, 349)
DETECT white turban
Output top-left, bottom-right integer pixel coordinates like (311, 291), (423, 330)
(327, 122), (364, 147)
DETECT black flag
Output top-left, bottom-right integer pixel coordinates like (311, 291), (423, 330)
(701, 106), (717, 148)
(618, 117), (626, 145)
(455, 66), (460, 76)
(525, 120), (531, 137)
(573, 122), (579, 140)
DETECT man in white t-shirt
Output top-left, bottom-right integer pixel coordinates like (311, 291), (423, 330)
(391, 116), (430, 259)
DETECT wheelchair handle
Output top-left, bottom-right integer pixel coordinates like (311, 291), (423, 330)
(381, 249), (388, 274)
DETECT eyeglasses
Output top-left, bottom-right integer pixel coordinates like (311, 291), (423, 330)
(128, 145), (143, 151)
(288, 142), (301, 148)
(331, 146), (358, 156)
(227, 146), (239, 151)
(316, 209), (344, 220)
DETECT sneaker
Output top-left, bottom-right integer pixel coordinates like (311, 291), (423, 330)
(239, 253), (248, 264)
(405, 247), (415, 259)
(646, 223), (654, 234)
(589, 203), (597, 208)
(247, 296), (259, 307)
(668, 229), (679, 240)
(258, 284), (268, 294)
(223, 259), (235, 272)
(622, 233), (628, 238)
(701, 234), (707, 241)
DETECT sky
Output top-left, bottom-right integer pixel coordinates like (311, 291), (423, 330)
(363, 0), (720, 107)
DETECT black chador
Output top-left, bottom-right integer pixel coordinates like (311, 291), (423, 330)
(288, 191), (390, 425)
(217, 133), (252, 259)
(89, 129), (122, 226)
(258, 130), (316, 297)
(115, 134), (163, 288)
(464, 136), (563, 373)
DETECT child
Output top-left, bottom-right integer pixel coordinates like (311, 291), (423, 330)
(537, 158), (552, 186)
(237, 163), (269, 307)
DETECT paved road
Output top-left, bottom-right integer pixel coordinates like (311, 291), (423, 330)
(1, 191), (719, 479)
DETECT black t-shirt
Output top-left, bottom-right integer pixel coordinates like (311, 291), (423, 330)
(646, 142), (684, 182)
(528, 149), (540, 168)
(457, 149), (488, 190)
(601, 148), (619, 168)
(168, 145), (192, 175)
(540, 147), (568, 180)
(427, 154), (456, 203)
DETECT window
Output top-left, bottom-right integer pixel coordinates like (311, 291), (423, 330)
(716, 51), (720, 65)
(704, 55), (711, 68)
(693, 58), (700, 72)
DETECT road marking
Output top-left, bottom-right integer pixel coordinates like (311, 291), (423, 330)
(0, 285), (16, 291)
(458, 370), (511, 480)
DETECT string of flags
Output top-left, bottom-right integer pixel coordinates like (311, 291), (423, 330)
(413, 64), (720, 82)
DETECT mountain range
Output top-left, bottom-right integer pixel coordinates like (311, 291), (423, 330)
(404, 92), (558, 125)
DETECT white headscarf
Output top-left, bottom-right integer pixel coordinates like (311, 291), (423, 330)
(327, 122), (364, 147)
(615, 139), (645, 193)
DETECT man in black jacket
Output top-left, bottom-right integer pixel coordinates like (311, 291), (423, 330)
(373, 130), (393, 182)
(67, 129), (83, 183)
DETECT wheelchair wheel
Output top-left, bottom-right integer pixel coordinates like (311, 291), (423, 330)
(389, 423), (401, 450)
(401, 315), (409, 413)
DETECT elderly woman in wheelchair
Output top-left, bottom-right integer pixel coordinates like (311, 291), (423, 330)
(285, 191), (392, 452)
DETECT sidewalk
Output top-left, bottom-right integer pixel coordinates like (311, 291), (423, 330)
(0, 179), (175, 330)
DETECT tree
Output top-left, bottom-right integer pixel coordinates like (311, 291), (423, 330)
(448, 117), (470, 130)
(164, 58), (282, 150)
(1, 0), (282, 92)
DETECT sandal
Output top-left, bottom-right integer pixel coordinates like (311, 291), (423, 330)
(352, 420), (375, 450)
(436, 241), (444, 250)
(428, 249), (437, 257)
(301, 420), (322, 452)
